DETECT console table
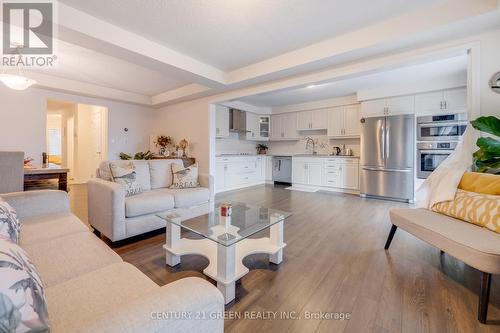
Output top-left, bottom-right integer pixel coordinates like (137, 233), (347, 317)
(152, 156), (196, 167)
(24, 165), (69, 192)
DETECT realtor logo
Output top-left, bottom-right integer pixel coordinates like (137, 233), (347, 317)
(2, 1), (53, 54)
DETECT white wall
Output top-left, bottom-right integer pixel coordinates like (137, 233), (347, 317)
(478, 30), (500, 117)
(0, 85), (156, 165)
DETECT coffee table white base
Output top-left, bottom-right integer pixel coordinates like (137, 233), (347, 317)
(163, 216), (285, 304)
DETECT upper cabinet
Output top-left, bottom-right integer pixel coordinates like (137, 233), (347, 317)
(271, 113), (298, 140)
(246, 113), (270, 141)
(415, 88), (467, 116)
(361, 96), (414, 118)
(327, 105), (361, 138)
(215, 105), (230, 138)
(297, 109), (328, 130)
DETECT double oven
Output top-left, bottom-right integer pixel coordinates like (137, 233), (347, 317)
(416, 113), (467, 179)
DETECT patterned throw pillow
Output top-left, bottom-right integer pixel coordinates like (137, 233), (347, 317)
(0, 200), (21, 243)
(432, 189), (500, 233)
(110, 162), (142, 197)
(0, 238), (50, 332)
(170, 163), (200, 189)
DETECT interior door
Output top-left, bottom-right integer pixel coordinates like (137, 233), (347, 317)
(89, 109), (104, 178)
(384, 115), (414, 170)
(360, 116), (385, 167)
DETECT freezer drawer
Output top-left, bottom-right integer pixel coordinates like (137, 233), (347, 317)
(360, 168), (413, 202)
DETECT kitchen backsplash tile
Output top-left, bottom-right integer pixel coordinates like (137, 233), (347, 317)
(217, 132), (360, 156)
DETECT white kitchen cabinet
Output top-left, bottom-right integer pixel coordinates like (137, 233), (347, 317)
(341, 163), (359, 190)
(308, 162), (323, 186)
(443, 88), (467, 113)
(292, 158), (322, 186)
(271, 114), (282, 140)
(361, 96), (414, 118)
(265, 156), (273, 182)
(215, 105), (230, 138)
(215, 162), (226, 192)
(327, 107), (344, 137)
(415, 88), (467, 115)
(215, 156), (268, 193)
(327, 105), (361, 138)
(245, 112), (260, 140)
(271, 113), (298, 140)
(297, 109), (328, 130)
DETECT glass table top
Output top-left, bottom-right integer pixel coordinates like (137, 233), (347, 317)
(157, 202), (292, 247)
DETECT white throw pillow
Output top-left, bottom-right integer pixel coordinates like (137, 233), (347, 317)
(170, 163), (200, 189)
(110, 162), (142, 197)
(0, 237), (50, 332)
(0, 200), (21, 243)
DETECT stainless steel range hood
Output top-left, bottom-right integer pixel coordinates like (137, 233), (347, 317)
(229, 108), (250, 133)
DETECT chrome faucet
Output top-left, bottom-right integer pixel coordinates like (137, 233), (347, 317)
(305, 137), (317, 155)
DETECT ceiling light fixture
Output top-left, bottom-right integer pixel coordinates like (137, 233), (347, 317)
(0, 45), (37, 91)
(0, 74), (37, 90)
(306, 84), (317, 89)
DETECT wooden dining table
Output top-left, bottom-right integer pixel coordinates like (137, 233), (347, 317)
(24, 164), (69, 192)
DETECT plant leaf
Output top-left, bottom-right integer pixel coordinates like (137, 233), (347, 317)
(477, 137), (500, 154)
(471, 116), (500, 137)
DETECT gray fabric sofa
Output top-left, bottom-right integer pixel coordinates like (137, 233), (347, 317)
(386, 208), (500, 324)
(88, 159), (214, 242)
(1, 190), (224, 333)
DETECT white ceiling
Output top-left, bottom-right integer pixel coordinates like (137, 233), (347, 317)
(58, 0), (445, 71)
(238, 55), (468, 107)
(29, 40), (189, 95)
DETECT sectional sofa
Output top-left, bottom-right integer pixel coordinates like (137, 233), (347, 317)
(88, 159), (214, 242)
(1, 190), (224, 333)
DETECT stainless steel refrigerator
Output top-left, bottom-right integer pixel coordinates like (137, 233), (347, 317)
(360, 115), (414, 202)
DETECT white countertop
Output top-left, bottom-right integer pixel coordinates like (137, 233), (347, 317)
(216, 153), (359, 158)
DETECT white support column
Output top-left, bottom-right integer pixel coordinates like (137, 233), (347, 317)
(269, 214), (284, 264)
(217, 243), (236, 304)
(165, 215), (181, 266)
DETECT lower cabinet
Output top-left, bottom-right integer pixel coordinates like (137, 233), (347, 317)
(292, 157), (359, 191)
(215, 156), (269, 193)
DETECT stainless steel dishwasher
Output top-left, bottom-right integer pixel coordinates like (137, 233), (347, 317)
(272, 156), (292, 184)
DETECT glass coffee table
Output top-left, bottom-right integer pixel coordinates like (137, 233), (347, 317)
(157, 202), (292, 304)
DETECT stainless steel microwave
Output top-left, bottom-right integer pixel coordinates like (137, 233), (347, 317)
(417, 113), (467, 141)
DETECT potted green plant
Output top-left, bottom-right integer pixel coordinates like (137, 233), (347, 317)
(471, 115), (500, 174)
(256, 143), (268, 155)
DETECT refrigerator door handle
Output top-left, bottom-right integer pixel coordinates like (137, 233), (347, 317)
(362, 167), (412, 173)
(385, 122), (390, 161)
(379, 122), (385, 163)
(278, 159), (281, 171)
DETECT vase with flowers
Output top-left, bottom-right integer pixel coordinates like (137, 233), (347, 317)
(256, 143), (268, 155)
(154, 135), (173, 156)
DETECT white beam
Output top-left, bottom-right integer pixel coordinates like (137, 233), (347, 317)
(57, 3), (226, 85)
(25, 71), (152, 105)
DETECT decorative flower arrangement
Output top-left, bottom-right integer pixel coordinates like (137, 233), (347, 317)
(154, 135), (174, 156)
(176, 139), (189, 158)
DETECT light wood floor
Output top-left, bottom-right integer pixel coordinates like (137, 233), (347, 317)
(69, 184), (500, 332)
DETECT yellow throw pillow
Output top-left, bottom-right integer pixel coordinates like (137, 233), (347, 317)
(432, 189), (500, 233)
(458, 172), (500, 195)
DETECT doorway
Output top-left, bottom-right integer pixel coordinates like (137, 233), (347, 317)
(46, 100), (108, 184)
